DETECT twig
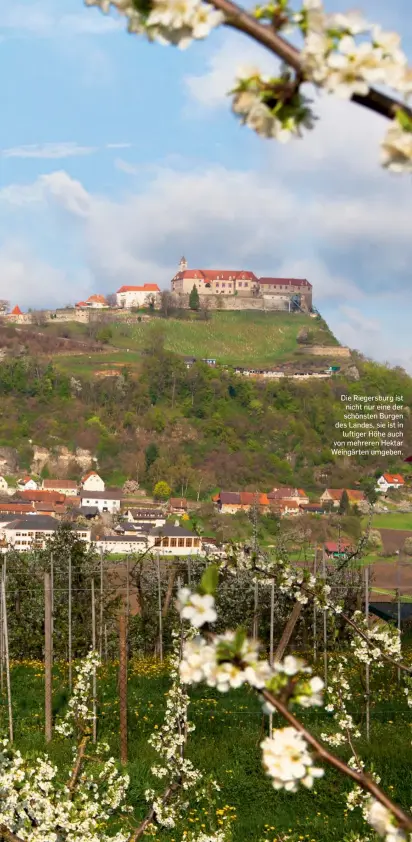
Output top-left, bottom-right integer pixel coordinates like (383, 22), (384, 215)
(129, 782), (180, 842)
(68, 735), (90, 793)
(260, 687), (412, 831)
(0, 825), (25, 842)
(208, 0), (412, 121)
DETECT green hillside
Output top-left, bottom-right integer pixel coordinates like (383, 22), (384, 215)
(35, 311), (340, 377)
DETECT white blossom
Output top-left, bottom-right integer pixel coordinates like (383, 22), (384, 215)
(367, 800), (406, 842)
(261, 728), (324, 792)
(381, 121), (412, 172)
(179, 590), (218, 627)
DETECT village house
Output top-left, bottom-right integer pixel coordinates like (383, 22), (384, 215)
(320, 489), (366, 508)
(0, 477), (8, 494)
(42, 479), (79, 496)
(17, 490), (67, 505)
(324, 540), (352, 559)
(171, 259), (258, 296)
(214, 491), (271, 514)
(80, 489), (122, 514)
(116, 284), (160, 308)
(95, 534), (148, 554)
(81, 471), (105, 492)
(268, 487), (309, 506)
(148, 524), (203, 556)
(376, 474), (405, 493)
(168, 498), (188, 515)
(17, 476), (38, 491)
(2, 515), (90, 552)
(124, 508), (166, 528)
(75, 295), (108, 309)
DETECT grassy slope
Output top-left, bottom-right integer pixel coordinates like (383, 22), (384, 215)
(51, 312), (340, 376)
(2, 660), (411, 842)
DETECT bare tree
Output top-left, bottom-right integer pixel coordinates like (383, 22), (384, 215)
(106, 293), (117, 308)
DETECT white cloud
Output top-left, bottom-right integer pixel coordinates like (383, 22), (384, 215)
(0, 171), (91, 216)
(106, 143), (132, 150)
(0, 3), (121, 37)
(0, 242), (91, 309)
(1, 142), (97, 159)
(114, 159), (139, 175)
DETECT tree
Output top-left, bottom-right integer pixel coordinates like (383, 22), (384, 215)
(189, 284), (200, 311)
(84, 0), (412, 174)
(153, 479), (171, 499)
(145, 442), (159, 472)
(160, 290), (176, 318)
(96, 325), (113, 344)
(106, 292), (117, 307)
(338, 489), (350, 515)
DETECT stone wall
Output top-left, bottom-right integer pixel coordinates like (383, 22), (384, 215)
(302, 345), (352, 357)
(184, 294), (291, 312)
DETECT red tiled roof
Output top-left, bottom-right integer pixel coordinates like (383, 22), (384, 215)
(117, 284), (160, 293)
(75, 301), (88, 307)
(88, 294), (107, 304)
(173, 270), (257, 282)
(324, 540), (352, 553)
(219, 492), (241, 505)
(43, 480), (78, 490)
(259, 278), (312, 288)
(11, 305), (23, 315)
(346, 489), (366, 502)
(19, 490), (66, 503)
(239, 492), (269, 506)
(382, 473), (404, 484)
(0, 503), (33, 513)
(82, 471), (99, 481)
(169, 498), (187, 508)
(322, 489), (344, 500)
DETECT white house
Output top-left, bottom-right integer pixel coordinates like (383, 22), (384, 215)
(148, 525), (203, 556)
(124, 508), (166, 528)
(3, 515), (90, 552)
(17, 476), (38, 491)
(116, 284), (160, 309)
(0, 477), (8, 494)
(376, 473), (405, 493)
(81, 472), (105, 492)
(42, 479), (79, 496)
(80, 490), (122, 514)
(94, 535), (148, 554)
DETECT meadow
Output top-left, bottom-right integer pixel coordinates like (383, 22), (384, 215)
(1, 657), (411, 842)
(46, 311), (340, 375)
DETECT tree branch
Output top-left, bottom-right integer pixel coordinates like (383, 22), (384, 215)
(129, 782), (180, 842)
(0, 825), (25, 842)
(68, 735), (90, 794)
(208, 0), (412, 121)
(260, 687), (412, 831)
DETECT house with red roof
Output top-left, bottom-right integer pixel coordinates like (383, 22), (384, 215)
(376, 474), (405, 494)
(75, 294), (108, 309)
(171, 258), (258, 296)
(81, 471), (105, 492)
(116, 284), (160, 309)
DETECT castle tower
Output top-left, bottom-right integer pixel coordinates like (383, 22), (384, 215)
(179, 256), (188, 272)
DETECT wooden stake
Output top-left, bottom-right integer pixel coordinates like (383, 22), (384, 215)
(365, 565), (370, 742)
(2, 566), (12, 742)
(50, 553), (54, 666)
(44, 571), (52, 743)
(157, 555), (163, 662)
(100, 548), (104, 660)
(397, 559), (401, 684)
(253, 580), (259, 639)
(269, 580), (275, 737)
(322, 549), (328, 688)
(68, 553), (72, 692)
(0, 575), (4, 695)
(275, 601), (302, 662)
(119, 614), (128, 765)
(313, 545), (317, 663)
(91, 579), (97, 744)
(104, 623), (108, 662)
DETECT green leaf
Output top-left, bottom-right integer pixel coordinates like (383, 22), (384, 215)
(396, 108), (412, 133)
(199, 564), (219, 596)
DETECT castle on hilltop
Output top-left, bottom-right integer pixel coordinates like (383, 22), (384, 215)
(170, 258), (313, 312)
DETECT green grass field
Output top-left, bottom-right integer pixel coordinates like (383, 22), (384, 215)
(372, 513), (412, 530)
(49, 312), (340, 374)
(1, 659), (411, 842)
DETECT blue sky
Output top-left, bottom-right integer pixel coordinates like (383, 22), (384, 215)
(1, 0), (412, 369)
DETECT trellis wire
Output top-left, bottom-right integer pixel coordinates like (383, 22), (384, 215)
(322, 548), (328, 688)
(0, 575), (3, 694)
(99, 548), (104, 660)
(269, 580), (275, 738)
(157, 554), (163, 662)
(119, 614), (128, 765)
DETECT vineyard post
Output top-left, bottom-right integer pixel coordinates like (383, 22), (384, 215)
(322, 547), (328, 688)
(68, 552), (72, 692)
(0, 573), (4, 694)
(269, 579), (275, 737)
(2, 563), (12, 742)
(100, 547), (104, 660)
(91, 578), (97, 744)
(157, 554), (163, 662)
(44, 571), (52, 743)
(253, 581), (259, 639)
(397, 558), (401, 684)
(313, 544), (317, 662)
(119, 613), (128, 765)
(365, 564), (370, 742)
(50, 552), (54, 665)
